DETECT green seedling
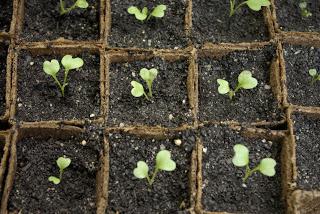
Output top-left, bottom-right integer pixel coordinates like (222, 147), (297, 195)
(59, 0), (89, 15)
(309, 68), (320, 84)
(232, 144), (276, 182)
(217, 70), (258, 100)
(229, 0), (270, 17)
(43, 55), (84, 97)
(131, 68), (158, 100)
(128, 5), (167, 21)
(299, 1), (312, 18)
(48, 157), (71, 184)
(133, 149), (176, 185)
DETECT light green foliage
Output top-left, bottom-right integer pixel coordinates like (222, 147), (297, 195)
(128, 5), (167, 21)
(48, 157), (71, 184)
(133, 149), (176, 185)
(309, 68), (320, 84)
(229, 0), (270, 17)
(217, 70), (258, 99)
(43, 55), (84, 97)
(59, 0), (89, 15)
(299, 1), (312, 17)
(232, 144), (276, 182)
(131, 68), (158, 100)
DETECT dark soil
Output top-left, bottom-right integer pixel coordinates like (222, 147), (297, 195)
(0, 43), (8, 117)
(21, 0), (99, 41)
(275, 0), (320, 32)
(192, 0), (269, 45)
(16, 51), (100, 122)
(284, 44), (320, 107)
(200, 125), (283, 213)
(108, 0), (187, 49)
(8, 131), (103, 213)
(0, 140), (4, 161)
(198, 46), (282, 123)
(107, 131), (195, 214)
(292, 113), (320, 190)
(0, 0), (13, 32)
(108, 57), (192, 127)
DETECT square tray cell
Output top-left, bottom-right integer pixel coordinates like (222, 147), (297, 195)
(198, 46), (281, 123)
(283, 44), (320, 107)
(108, 57), (192, 127)
(0, 0), (13, 32)
(108, 0), (187, 49)
(107, 131), (195, 213)
(192, 0), (269, 44)
(0, 43), (8, 117)
(274, 0), (320, 32)
(200, 125), (283, 213)
(19, 0), (100, 41)
(15, 50), (101, 122)
(291, 112), (320, 190)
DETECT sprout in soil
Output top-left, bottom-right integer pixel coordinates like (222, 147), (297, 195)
(229, 0), (270, 17)
(309, 68), (320, 84)
(48, 157), (71, 184)
(133, 149), (176, 185)
(128, 5), (167, 21)
(131, 68), (158, 100)
(43, 55), (84, 97)
(59, 0), (89, 15)
(217, 70), (258, 100)
(299, 1), (312, 18)
(232, 144), (276, 182)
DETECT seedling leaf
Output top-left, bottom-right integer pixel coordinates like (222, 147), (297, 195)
(61, 55), (84, 70)
(246, 0), (270, 11)
(217, 79), (230, 94)
(140, 68), (158, 82)
(238, 70), (258, 89)
(232, 144), (249, 167)
(131, 81), (144, 97)
(156, 150), (176, 171)
(127, 6), (148, 21)
(150, 5), (167, 18)
(133, 161), (149, 179)
(57, 157), (71, 171)
(75, 0), (89, 8)
(309, 68), (317, 77)
(48, 176), (61, 184)
(258, 158), (276, 176)
(43, 60), (60, 76)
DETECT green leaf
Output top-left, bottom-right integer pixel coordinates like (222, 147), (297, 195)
(246, 0), (270, 11)
(48, 176), (61, 184)
(57, 157), (71, 171)
(156, 150), (176, 171)
(75, 0), (89, 8)
(217, 79), (230, 94)
(299, 2), (307, 9)
(309, 69), (317, 77)
(238, 70), (258, 89)
(127, 6), (148, 21)
(232, 144), (249, 167)
(131, 81), (145, 97)
(43, 59), (60, 76)
(133, 161), (149, 179)
(139, 68), (158, 82)
(150, 5), (167, 18)
(61, 55), (84, 71)
(258, 158), (276, 176)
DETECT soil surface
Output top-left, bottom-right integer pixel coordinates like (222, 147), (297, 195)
(16, 51), (100, 122)
(198, 46), (282, 123)
(21, 0), (99, 41)
(0, 44), (8, 117)
(192, 0), (269, 45)
(284, 44), (320, 107)
(275, 0), (320, 32)
(107, 131), (195, 214)
(0, 0), (13, 32)
(108, 0), (187, 49)
(292, 113), (320, 190)
(200, 125), (283, 213)
(0, 140), (4, 162)
(108, 57), (192, 127)
(8, 131), (103, 213)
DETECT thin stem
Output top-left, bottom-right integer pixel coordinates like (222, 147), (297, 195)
(229, 0), (235, 17)
(148, 167), (159, 185)
(59, 169), (63, 181)
(51, 75), (64, 97)
(243, 165), (260, 182)
(60, 0), (78, 15)
(143, 91), (150, 101)
(147, 81), (153, 97)
(230, 0), (248, 17)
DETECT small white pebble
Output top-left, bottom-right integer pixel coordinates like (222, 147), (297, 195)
(174, 139), (182, 146)
(18, 103), (22, 107)
(90, 114), (95, 118)
(262, 139), (266, 143)
(81, 140), (87, 146)
(147, 40), (152, 46)
(169, 114), (174, 120)
(182, 100), (186, 104)
(242, 183), (247, 188)
(160, 144), (166, 150)
(30, 62), (34, 66)
(264, 84), (271, 90)
(119, 123), (125, 128)
(203, 147), (207, 153)
(132, 72), (136, 77)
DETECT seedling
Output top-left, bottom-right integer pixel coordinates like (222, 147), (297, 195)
(229, 0), (270, 17)
(217, 70), (258, 99)
(131, 68), (158, 100)
(133, 149), (176, 185)
(232, 144), (276, 182)
(48, 157), (71, 184)
(309, 68), (320, 84)
(128, 5), (167, 21)
(43, 55), (84, 97)
(299, 1), (312, 18)
(59, 0), (89, 15)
